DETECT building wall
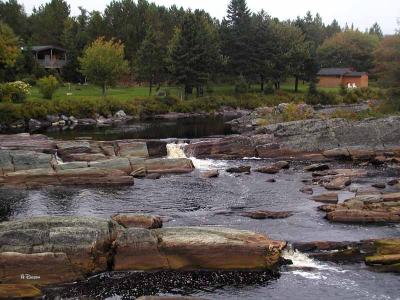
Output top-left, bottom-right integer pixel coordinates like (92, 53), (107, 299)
(317, 76), (343, 88)
(342, 75), (368, 88)
(318, 75), (368, 88)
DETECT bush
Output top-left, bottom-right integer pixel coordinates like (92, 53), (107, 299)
(281, 103), (314, 122)
(37, 75), (59, 99)
(306, 90), (338, 105)
(0, 102), (23, 124)
(0, 81), (31, 103)
(343, 91), (359, 104)
(235, 75), (249, 94)
(263, 82), (275, 95)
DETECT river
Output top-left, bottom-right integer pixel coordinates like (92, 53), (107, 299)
(1, 116), (399, 300)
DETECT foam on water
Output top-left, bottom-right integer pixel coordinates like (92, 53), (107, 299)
(282, 249), (347, 279)
(167, 143), (228, 170)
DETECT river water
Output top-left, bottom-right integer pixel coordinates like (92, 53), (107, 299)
(1, 117), (399, 300)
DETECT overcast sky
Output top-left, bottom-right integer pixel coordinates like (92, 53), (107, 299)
(22, 0), (400, 34)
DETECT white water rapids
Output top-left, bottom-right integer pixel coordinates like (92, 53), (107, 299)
(166, 143), (228, 170)
(282, 248), (347, 279)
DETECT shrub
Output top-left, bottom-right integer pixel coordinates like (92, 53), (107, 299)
(235, 75), (249, 94)
(306, 90), (338, 105)
(282, 103), (314, 122)
(263, 82), (274, 95)
(37, 75), (59, 99)
(0, 102), (23, 124)
(0, 81), (31, 102)
(343, 91), (359, 104)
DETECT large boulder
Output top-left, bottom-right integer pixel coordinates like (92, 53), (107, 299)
(0, 216), (113, 285)
(154, 227), (286, 271)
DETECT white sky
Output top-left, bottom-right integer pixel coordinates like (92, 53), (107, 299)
(21, 0), (400, 34)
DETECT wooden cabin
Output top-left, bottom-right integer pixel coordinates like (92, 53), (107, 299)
(317, 68), (368, 88)
(25, 45), (67, 70)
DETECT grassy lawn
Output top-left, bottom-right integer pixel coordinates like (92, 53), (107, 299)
(27, 80), (340, 102)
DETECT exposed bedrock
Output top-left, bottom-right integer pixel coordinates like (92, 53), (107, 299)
(0, 215), (286, 298)
(0, 134), (194, 187)
(186, 117), (400, 161)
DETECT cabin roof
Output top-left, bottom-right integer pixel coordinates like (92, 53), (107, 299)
(24, 45), (66, 52)
(317, 68), (367, 77)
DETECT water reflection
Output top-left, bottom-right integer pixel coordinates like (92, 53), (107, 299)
(41, 116), (235, 141)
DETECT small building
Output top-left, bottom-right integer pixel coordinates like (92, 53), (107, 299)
(24, 45), (67, 70)
(317, 68), (368, 88)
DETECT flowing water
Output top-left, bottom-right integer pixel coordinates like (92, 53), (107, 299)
(1, 120), (400, 299)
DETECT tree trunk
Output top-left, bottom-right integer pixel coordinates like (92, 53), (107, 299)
(149, 78), (153, 96)
(260, 75), (264, 92)
(102, 83), (106, 96)
(295, 76), (299, 93)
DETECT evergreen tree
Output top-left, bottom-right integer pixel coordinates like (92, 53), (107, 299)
(251, 11), (274, 91)
(168, 11), (220, 98)
(221, 0), (253, 78)
(135, 27), (166, 95)
(0, 0), (28, 41)
(29, 0), (70, 45)
(369, 22), (383, 39)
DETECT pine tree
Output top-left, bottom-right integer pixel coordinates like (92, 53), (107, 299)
(369, 22), (383, 39)
(221, 0), (253, 78)
(168, 11), (220, 98)
(135, 27), (166, 95)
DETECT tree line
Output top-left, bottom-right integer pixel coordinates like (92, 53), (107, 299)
(0, 0), (398, 97)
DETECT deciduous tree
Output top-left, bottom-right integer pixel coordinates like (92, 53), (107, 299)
(317, 30), (380, 71)
(79, 37), (129, 95)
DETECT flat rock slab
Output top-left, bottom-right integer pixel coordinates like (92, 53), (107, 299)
(10, 150), (53, 171)
(145, 158), (194, 174)
(0, 284), (42, 299)
(326, 209), (400, 224)
(56, 141), (91, 156)
(304, 163), (330, 172)
(242, 211), (293, 219)
(311, 193), (339, 204)
(112, 214), (163, 229)
(117, 142), (149, 158)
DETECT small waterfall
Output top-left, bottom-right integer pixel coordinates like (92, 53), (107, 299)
(282, 249), (322, 270)
(166, 143), (228, 170)
(282, 248), (346, 279)
(166, 143), (188, 159)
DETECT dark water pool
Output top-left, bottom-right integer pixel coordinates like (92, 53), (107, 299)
(2, 158), (399, 300)
(36, 116), (235, 141)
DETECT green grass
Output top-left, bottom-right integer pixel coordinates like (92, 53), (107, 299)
(26, 80), (340, 102)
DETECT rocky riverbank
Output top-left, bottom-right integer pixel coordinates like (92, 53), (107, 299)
(0, 133), (194, 187)
(186, 116), (400, 161)
(0, 215), (286, 298)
